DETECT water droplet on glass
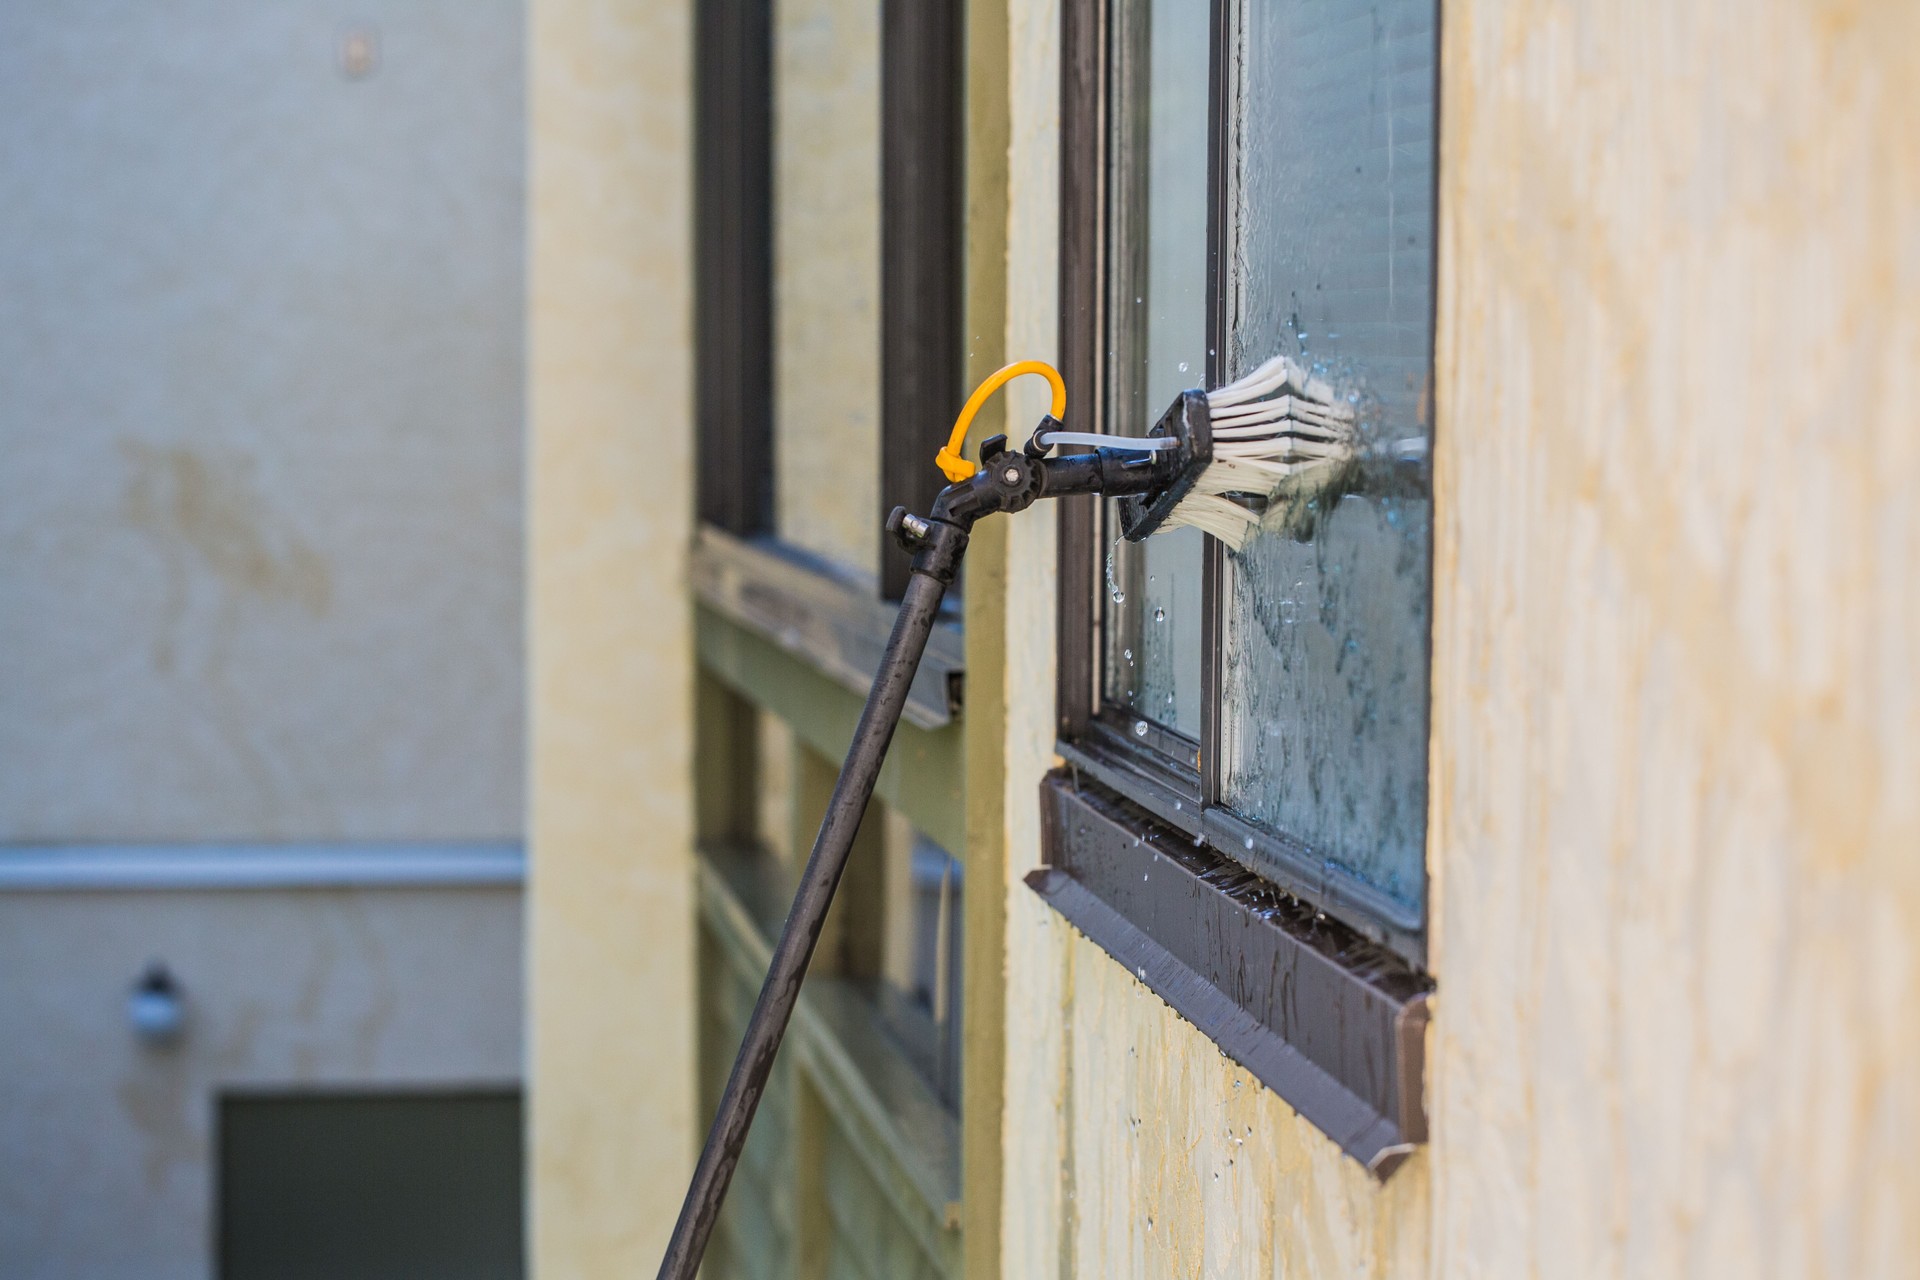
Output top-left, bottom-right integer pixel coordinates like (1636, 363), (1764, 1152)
(1165, 692), (1174, 706)
(1244, 835), (1255, 850)
(1178, 361), (1189, 373)
(1104, 540), (1126, 604)
(1133, 720), (1149, 738)
(1123, 648), (1133, 662)
(1153, 606), (1166, 623)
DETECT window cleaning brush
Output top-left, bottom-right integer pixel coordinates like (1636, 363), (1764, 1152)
(1116, 353), (1357, 550)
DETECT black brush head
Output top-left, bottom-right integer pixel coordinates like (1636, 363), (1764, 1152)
(1118, 389), (1211, 541)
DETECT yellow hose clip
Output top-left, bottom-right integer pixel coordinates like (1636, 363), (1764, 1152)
(935, 360), (1068, 483)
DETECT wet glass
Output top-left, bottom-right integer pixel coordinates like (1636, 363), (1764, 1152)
(1101, 0), (1210, 743)
(1218, 0), (1436, 917)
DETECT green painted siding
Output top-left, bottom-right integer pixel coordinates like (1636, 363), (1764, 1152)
(695, 607), (965, 854)
(697, 856), (960, 1280)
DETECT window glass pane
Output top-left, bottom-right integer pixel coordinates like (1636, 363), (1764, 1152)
(879, 811), (962, 1109)
(773, 0), (880, 577)
(756, 709), (795, 862)
(1219, 0), (1435, 916)
(1102, 0), (1209, 741)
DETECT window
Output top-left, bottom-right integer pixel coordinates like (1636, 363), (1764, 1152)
(1101, 0), (1211, 750)
(696, 0), (961, 599)
(1040, 0), (1437, 1175)
(689, 0), (967, 1272)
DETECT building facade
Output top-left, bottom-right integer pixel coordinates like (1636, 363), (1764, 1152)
(0, 6), (527, 1276)
(526, 0), (1920, 1277)
(3, 1), (1913, 1277)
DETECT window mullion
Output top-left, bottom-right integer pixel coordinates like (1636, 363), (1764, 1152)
(1198, 0), (1233, 807)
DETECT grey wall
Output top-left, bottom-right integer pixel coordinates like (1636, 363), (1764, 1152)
(0, 6), (527, 1277)
(0, 0), (525, 841)
(0, 887), (524, 1280)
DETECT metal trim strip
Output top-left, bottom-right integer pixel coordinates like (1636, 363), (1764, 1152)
(0, 842), (524, 891)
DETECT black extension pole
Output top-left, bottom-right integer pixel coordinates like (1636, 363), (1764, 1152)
(657, 423), (1175, 1279)
(655, 512), (972, 1280)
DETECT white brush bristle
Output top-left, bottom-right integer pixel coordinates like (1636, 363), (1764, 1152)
(1159, 355), (1356, 549)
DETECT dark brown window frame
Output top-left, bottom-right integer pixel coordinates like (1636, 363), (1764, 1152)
(1035, 0), (1437, 1174)
(695, 0), (966, 606)
(880, 0), (966, 600)
(694, 0), (774, 540)
(691, 0), (968, 734)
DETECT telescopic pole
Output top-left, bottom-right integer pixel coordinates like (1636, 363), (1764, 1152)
(657, 426), (1169, 1280)
(654, 513), (972, 1280)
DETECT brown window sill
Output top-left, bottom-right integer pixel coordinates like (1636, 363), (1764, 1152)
(1030, 770), (1433, 1178)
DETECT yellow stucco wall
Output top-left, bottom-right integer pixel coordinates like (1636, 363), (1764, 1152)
(523, 0), (1917, 1273)
(989, 1), (1920, 1276)
(525, 0), (696, 1273)
(1429, 2), (1919, 1274)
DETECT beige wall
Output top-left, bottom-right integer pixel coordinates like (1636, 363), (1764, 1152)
(985, 0), (1920, 1276)
(518, 0), (1919, 1272)
(0, 886), (522, 1280)
(773, 0), (884, 578)
(0, 8), (530, 1277)
(0, 1), (525, 842)
(524, 0), (697, 1273)
(1429, 2), (1919, 1274)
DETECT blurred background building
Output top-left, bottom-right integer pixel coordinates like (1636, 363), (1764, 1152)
(0, 5), (525, 1277)
(3, 2), (1918, 1279)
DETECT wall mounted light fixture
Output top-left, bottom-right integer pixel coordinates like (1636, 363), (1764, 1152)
(127, 961), (184, 1046)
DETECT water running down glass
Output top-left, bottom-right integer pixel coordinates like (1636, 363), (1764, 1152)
(1101, 0), (1209, 743)
(1219, 0), (1437, 918)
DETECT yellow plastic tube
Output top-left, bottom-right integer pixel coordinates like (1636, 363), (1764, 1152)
(935, 360), (1067, 483)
